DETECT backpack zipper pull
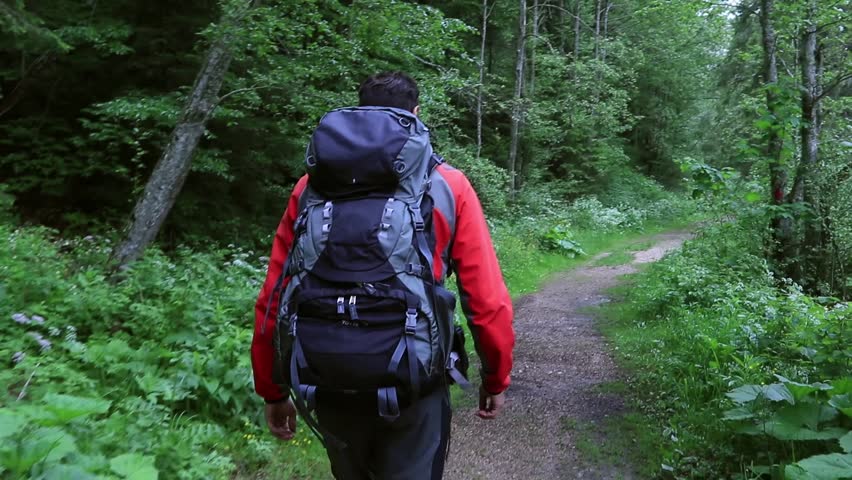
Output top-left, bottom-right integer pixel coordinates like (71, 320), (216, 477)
(337, 296), (345, 315)
(348, 296), (359, 321)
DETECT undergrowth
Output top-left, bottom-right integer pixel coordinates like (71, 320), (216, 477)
(600, 217), (852, 479)
(0, 184), (696, 478)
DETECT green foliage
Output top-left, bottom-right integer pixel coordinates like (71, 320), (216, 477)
(603, 217), (852, 478)
(0, 223), (333, 478)
(540, 225), (586, 257)
(439, 144), (510, 217)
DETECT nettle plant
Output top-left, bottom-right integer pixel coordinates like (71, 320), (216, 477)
(540, 224), (587, 258)
(724, 375), (852, 479)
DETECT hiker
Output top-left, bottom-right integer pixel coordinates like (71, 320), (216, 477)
(251, 71), (515, 480)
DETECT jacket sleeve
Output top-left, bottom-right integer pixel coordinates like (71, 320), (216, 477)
(251, 175), (309, 402)
(449, 174), (515, 394)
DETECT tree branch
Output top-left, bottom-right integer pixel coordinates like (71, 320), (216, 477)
(534, 3), (594, 31)
(217, 84), (273, 103)
(412, 54), (447, 73)
(816, 72), (852, 102)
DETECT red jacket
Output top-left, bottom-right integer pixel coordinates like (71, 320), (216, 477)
(251, 164), (514, 402)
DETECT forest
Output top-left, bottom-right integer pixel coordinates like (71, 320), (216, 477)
(0, 0), (850, 478)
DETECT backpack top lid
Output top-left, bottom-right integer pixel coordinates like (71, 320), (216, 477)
(307, 106), (432, 200)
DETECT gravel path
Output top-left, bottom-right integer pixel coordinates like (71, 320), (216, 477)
(444, 231), (693, 480)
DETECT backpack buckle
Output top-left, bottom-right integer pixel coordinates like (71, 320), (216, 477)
(410, 206), (425, 232)
(288, 314), (298, 337)
(405, 263), (425, 277)
(405, 309), (417, 335)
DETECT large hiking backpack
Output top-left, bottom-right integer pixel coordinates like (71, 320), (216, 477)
(270, 107), (467, 428)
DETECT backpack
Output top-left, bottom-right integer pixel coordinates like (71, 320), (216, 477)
(269, 107), (468, 434)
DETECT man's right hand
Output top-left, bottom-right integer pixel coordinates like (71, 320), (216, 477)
(265, 398), (298, 441)
(476, 386), (506, 420)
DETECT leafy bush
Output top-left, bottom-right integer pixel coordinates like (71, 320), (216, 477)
(568, 196), (646, 231)
(440, 143), (510, 217)
(0, 224), (327, 479)
(608, 218), (852, 478)
(540, 225), (586, 257)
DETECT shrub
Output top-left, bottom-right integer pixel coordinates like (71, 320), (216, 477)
(610, 218), (852, 478)
(0, 223), (323, 479)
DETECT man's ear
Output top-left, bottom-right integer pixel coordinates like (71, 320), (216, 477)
(413, 105), (421, 116)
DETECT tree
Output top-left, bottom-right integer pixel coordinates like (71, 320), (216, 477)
(476, 0), (494, 159)
(110, 1), (254, 269)
(508, 0), (528, 197)
(758, 0), (790, 263)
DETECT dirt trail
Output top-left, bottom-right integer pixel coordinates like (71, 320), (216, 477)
(444, 231), (693, 480)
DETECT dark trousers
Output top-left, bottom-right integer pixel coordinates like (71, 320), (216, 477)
(316, 388), (451, 480)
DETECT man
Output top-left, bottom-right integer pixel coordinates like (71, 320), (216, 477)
(251, 71), (514, 479)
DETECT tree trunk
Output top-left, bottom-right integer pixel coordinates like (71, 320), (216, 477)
(573, 0), (582, 61)
(601, 1), (612, 64)
(476, 0), (489, 159)
(594, 0), (602, 61)
(110, 5), (250, 269)
(759, 0), (789, 263)
(559, 0), (566, 53)
(529, 0), (540, 98)
(793, 3), (821, 287)
(508, 0), (528, 198)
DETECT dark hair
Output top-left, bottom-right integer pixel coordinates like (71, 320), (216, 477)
(358, 71), (419, 112)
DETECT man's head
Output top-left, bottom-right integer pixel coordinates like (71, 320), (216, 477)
(358, 71), (420, 115)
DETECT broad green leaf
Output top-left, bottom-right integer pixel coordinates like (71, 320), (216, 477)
(727, 384), (763, 404)
(0, 410), (26, 439)
(760, 421), (846, 441)
(17, 427), (77, 470)
(774, 375), (833, 401)
(775, 403), (838, 431)
(764, 384), (795, 404)
(829, 395), (852, 418)
(723, 407), (755, 421)
(789, 453), (852, 480)
(41, 394), (111, 424)
(784, 464), (814, 480)
(40, 464), (97, 480)
(110, 453), (158, 480)
(840, 431), (852, 454)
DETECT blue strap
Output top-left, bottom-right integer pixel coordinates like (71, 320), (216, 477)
(409, 205), (434, 275)
(386, 308), (420, 400)
(289, 337), (309, 407)
(405, 308), (420, 399)
(288, 336), (346, 450)
(261, 274), (285, 335)
(299, 384), (317, 411)
(447, 352), (473, 391)
(387, 337), (407, 377)
(378, 387), (400, 421)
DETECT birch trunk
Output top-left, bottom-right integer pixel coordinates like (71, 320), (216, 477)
(559, 0), (566, 53)
(110, 5), (251, 269)
(594, 0), (602, 61)
(601, 1), (612, 64)
(529, 0), (540, 98)
(572, 0), (581, 80)
(508, 0), (528, 197)
(476, 0), (489, 159)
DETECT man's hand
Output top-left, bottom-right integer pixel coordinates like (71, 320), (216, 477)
(265, 399), (298, 441)
(476, 386), (506, 420)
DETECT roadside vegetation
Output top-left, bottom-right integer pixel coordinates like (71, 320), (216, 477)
(0, 185), (694, 479)
(2, 0), (850, 478)
(600, 214), (851, 479)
